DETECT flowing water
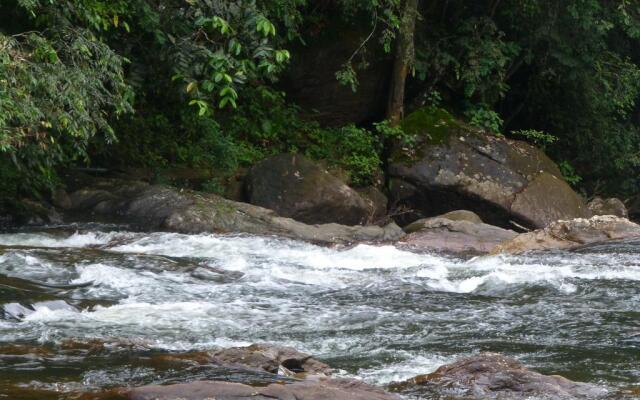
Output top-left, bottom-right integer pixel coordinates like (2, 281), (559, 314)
(0, 224), (639, 399)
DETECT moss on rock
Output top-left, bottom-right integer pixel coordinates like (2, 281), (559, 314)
(401, 107), (461, 145)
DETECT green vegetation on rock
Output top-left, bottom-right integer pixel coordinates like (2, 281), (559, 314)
(400, 107), (460, 145)
(1, 0), (640, 211)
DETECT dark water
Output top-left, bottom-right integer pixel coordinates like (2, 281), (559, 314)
(0, 226), (638, 399)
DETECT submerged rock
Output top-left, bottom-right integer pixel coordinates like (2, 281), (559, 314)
(64, 177), (403, 244)
(245, 154), (373, 225)
(1, 300), (77, 320)
(587, 197), (628, 218)
(400, 211), (517, 254)
(394, 353), (606, 399)
(388, 107), (590, 228)
(127, 377), (400, 400)
(209, 344), (332, 376)
(492, 215), (640, 254)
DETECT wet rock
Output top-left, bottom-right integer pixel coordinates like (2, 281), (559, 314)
(209, 344), (332, 376)
(492, 215), (640, 254)
(1, 303), (33, 320)
(395, 353), (607, 399)
(245, 154), (372, 225)
(399, 216), (517, 254)
(388, 107), (590, 229)
(1, 300), (77, 320)
(587, 197), (628, 218)
(64, 177), (404, 245)
(127, 377), (400, 400)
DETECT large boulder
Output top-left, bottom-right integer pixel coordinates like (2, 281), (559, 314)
(245, 154), (373, 225)
(126, 343), (399, 400)
(587, 197), (628, 218)
(399, 211), (517, 254)
(393, 353), (606, 399)
(127, 378), (400, 400)
(388, 107), (590, 229)
(281, 17), (391, 127)
(148, 344), (332, 378)
(64, 176), (404, 245)
(492, 215), (640, 254)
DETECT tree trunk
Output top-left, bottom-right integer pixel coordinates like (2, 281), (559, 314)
(387, 0), (419, 126)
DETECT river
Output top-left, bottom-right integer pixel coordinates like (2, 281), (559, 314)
(0, 224), (638, 399)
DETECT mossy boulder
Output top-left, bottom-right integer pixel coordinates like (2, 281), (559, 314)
(245, 153), (374, 225)
(388, 107), (589, 229)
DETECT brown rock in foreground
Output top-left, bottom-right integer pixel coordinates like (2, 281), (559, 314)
(400, 211), (517, 254)
(126, 378), (401, 400)
(209, 344), (332, 376)
(394, 353), (607, 399)
(492, 215), (640, 254)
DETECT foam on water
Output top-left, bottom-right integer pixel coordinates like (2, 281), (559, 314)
(0, 231), (126, 248)
(1, 229), (639, 391)
(110, 233), (441, 270)
(355, 352), (455, 385)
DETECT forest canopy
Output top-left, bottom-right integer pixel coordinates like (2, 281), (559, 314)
(1, 0), (640, 206)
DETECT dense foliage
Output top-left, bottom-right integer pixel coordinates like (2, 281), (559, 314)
(1, 0), (640, 209)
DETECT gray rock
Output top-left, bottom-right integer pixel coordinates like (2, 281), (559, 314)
(357, 186), (389, 224)
(245, 154), (372, 225)
(400, 217), (517, 254)
(492, 215), (640, 254)
(394, 353), (607, 399)
(19, 199), (62, 225)
(587, 197), (628, 218)
(510, 172), (590, 228)
(51, 188), (72, 210)
(64, 178), (404, 245)
(209, 344), (332, 376)
(410, 210), (484, 228)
